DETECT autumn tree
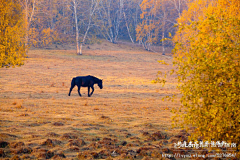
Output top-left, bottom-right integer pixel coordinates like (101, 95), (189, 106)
(96, 0), (124, 43)
(137, 0), (186, 53)
(70, 0), (81, 54)
(171, 0), (240, 155)
(27, 0), (63, 47)
(78, 0), (98, 55)
(53, 0), (74, 44)
(0, 0), (26, 68)
(119, 0), (142, 43)
(136, 0), (158, 51)
(0, 0), (189, 53)
(18, 0), (36, 49)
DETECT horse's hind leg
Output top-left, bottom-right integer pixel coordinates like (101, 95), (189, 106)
(77, 86), (82, 97)
(69, 78), (75, 96)
(68, 88), (73, 96)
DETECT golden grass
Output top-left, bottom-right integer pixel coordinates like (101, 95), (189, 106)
(0, 42), (183, 159)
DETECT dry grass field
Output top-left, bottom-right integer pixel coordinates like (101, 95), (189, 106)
(0, 42), (188, 159)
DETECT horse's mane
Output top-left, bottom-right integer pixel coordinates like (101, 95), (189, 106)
(89, 75), (101, 82)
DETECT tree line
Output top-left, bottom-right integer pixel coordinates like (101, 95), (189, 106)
(24, 0), (187, 53)
(1, 0), (189, 67)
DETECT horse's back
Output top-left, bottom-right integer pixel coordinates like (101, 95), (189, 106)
(74, 75), (93, 87)
(75, 75), (92, 79)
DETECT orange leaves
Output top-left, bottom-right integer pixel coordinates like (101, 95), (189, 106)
(172, 0), (240, 156)
(41, 28), (57, 47)
(0, 0), (26, 68)
(137, 0), (167, 50)
(29, 27), (58, 47)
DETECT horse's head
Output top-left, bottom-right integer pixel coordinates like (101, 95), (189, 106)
(98, 80), (103, 89)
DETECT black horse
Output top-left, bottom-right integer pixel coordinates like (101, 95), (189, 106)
(68, 75), (103, 97)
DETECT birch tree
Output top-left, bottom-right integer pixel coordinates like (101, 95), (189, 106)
(26, 0), (61, 47)
(79, 0), (98, 55)
(18, 0), (36, 49)
(71, 0), (81, 54)
(136, 0), (159, 51)
(96, 0), (124, 43)
(123, 11), (134, 43)
(136, 0), (187, 53)
(122, 0), (142, 43)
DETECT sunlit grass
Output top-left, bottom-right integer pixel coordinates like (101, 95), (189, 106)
(0, 42), (182, 159)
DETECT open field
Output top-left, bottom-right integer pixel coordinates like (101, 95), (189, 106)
(0, 42), (188, 159)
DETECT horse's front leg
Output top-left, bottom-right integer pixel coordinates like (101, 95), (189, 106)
(90, 86), (94, 97)
(88, 86), (90, 97)
(77, 86), (82, 97)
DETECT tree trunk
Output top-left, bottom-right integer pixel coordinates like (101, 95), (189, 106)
(73, 0), (81, 55)
(25, 0), (28, 50)
(107, 1), (114, 43)
(79, 22), (90, 55)
(123, 12), (134, 43)
(79, 0), (98, 55)
(113, 0), (123, 42)
(162, 5), (166, 55)
(19, 0), (35, 53)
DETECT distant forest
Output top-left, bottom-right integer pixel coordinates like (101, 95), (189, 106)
(8, 0), (188, 53)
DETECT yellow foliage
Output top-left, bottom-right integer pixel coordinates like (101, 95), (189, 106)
(136, 0), (163, 46)
(171, 0), (240, 156)
(29, 27), (58, 47)
(0, 0), (26, 68)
